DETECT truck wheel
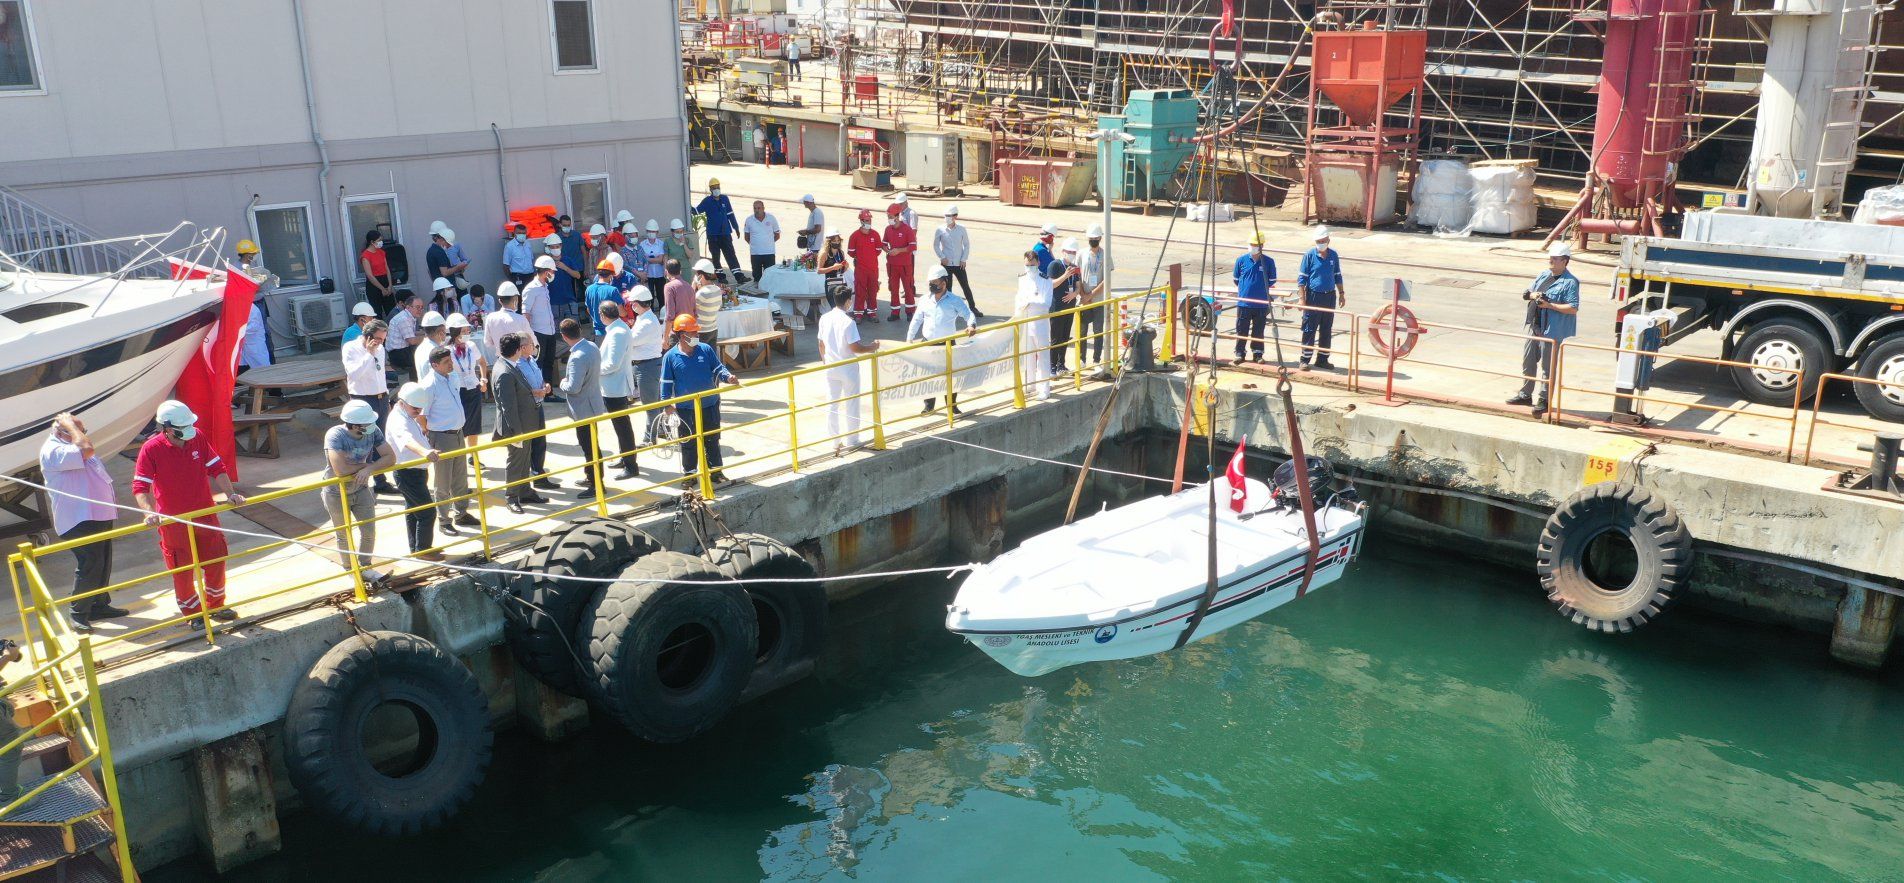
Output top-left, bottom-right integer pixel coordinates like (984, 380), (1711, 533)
(1732, 320), (1829, 405)
(1853, 335), (1904, 422)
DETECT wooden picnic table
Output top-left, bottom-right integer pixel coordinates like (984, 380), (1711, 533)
(236, 360), (348, 414)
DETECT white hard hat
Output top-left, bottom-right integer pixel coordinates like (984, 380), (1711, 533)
(646, 219), (660, 232)
(621, 222), (636, 235)
(633, 287), (654, 302)
(801, 194), (816, 203)
(420, 310), (445, 328)
(534, 255), (557, 271)
(1087, 223), (1104, 238)
(606, 252), (625, 271)
(155, 399), (197, 428)
(350, 302), (377, 318)
(693, 259), (718, 275)
(670, 218), (685, 229)
(1548, 242), (1574, 259)
(340, 399), (379, 426)
(589, 223), (606, 237)
(446, 313), (471, 329)
(543, 233), (563, 247)
(429, 220), (447, 236)
(441, 227), (456, 245)
(431, 277), (454, 292)
(397, 382), (432, 409)
(496, 281), (521, 300)
(1040, 222), (1058, 236)
(824, 227), (840, 238)
(1312, 225), (1332, 242)
(1061, 238), (1080, 253)
(894, 193), (909, 204)
(928, 265), (950, 282)
(944, 205), (959, 217)
(613, 209), (635, 224)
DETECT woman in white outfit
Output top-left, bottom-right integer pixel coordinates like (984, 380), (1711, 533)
(817, 288), (880, 452)
(1015, 250), (1054, 402)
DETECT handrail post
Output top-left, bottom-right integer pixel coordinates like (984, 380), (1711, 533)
(1109, 296), (1123, 374)
(693, 396), (715, 499)
(786, 376), (802, 471)
(184, 519), (215, 640)
(471, 446), (493, 560)
(1547, 338), (1563, 423)
(590, 421), (609, 517)
(80, 640), (137, 883)
(943, 340), (956, 427)
(1072, 308), (1084, 389)
(1012, 322), (1026, 409)
(1348, 311), (1362, 393)
(9, 548), (39, 675)
(1785, 374), (1804, 464)
(338, 480), (369, 604)
(869, 355), (888, 450)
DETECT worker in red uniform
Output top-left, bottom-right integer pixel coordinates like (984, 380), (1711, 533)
(846, 209), (885, 320)
(882, 203), (918, 321)
(132, 400), (247, 631)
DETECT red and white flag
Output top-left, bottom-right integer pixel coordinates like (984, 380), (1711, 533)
(166, 257), (217, 281)
(1226, 438), (1248, 513)
(172, 263), (258, 481)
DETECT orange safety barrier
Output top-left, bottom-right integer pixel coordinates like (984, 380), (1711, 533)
(1801, 372), (1904, 467)
(1552, 340), (1805, 458)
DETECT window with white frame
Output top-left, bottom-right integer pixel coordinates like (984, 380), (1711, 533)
(250, 203), (318, 287)
(0, 0), (44, 93)
(565, 175), (610, 235)
(550, 0), (596, 73)
(342, 195), (400, 280)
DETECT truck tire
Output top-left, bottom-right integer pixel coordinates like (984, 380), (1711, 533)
(1853, 335), (1904, 422)
(1536, 482), (1693, 634)
(585, 551), (756, 742)
(703, 533), (826, 702)
(506, 518), (660, 696)
(1731, 320), (1829, 405)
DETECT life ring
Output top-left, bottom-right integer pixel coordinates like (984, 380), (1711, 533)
(585, 551), (758, 742)
(283, 631), (492, 836)
(703, 533), (827, 702)
(1536, 482), (1694, 633)
(1366, 303), (1422, 359)
(505, 518), (660, 696)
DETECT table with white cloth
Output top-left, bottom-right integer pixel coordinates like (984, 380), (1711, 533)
(755, 265), (828, 328)
(717, 294), (780, 339)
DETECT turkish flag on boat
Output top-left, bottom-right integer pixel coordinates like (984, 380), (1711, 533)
(1226, 438), (1248, 513)
(171, 265), (258, 482)
(166, 257), (217, 281)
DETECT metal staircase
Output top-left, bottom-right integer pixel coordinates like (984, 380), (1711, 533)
(0, 184), (157, 279)
(0, 717), (128, 882)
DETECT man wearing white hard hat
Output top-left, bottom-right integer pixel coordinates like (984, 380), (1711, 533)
(664, 217), (698, 270)
(1508, 242), (1581, 413)
(341, 300), (378, 344)
(892, 192), (917, 231)
(1080, 224), (1108, 368)
(597, 299), (641, 480)
(420, 345), (473, 533)
(1048, 238), (1084, 374)
(322, 399), (394, 580)
(639, 220), (668, 302)
(1294, 225), (1348, 370)
(933, 205), (983, 319)
(132, 400), (246, 628)
(443, 313), (488, 451)
(798, 195), (825, 257)
(413, 309), (448, 380)
(441, 228), (470, 291)
(1032, 223), (1060, 278)
(426, 227), (454, 289)
(485, 281), (533, 361)
(523, 255), (561, 393)
(610, 210), (637, 251)
(907, 265), (976, 415)
(385, 382), (442, 560)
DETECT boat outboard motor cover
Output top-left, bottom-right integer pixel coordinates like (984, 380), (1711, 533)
(1271, 456), (1335, 509)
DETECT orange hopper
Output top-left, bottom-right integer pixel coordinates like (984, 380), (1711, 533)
(1311, 27), (1427, 128)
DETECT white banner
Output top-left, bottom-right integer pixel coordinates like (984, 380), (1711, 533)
(878, 326), (1020, 402)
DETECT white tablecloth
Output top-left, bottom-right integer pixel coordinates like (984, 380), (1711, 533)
(757, 266), (827, 298)
(717, 295), (778, 339)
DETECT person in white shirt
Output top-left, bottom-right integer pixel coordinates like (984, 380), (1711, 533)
(384, 382), (443, 560)
(627, 289), (666, 421)
(596, 300), (641, 479)
(1015, 251), (1054, 402)
(420, 347), (473, 536)
(39, 413), (125, 631)
(522, 255), (561, 395)
(387, 294), (425, 384)
(907, 266), (978, 415)
(787, 39), (803, 80)
(484, 282), (533, 358)
(797, 195), (825, 256)
(817, 288), (880, 452)
(932, 204), (982, 319)
(444, 313), (488, 451)
(341, 319), (400, 494)
(412, 310), (447, 380)
(743, 200), (781, 283)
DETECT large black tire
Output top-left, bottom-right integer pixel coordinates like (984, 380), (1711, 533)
(283, 631), (492, 836)
(1732, 319), (1830, 406)
(704, 533), (827, 701)
(586, 551), (757, 742)
(1184, 295), (1217, 333)
(1536, 482), (1694, 634)
(1853, 334), (1904, 422)
(505, 518), (660, 695)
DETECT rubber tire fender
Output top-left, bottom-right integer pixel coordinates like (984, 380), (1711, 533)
(704, 533), (826, 700)
(1536, 482), (1694, 634)
(505, 517), (660, 696)
(586, 551), (757, 743)
(283, 630), (493, 836)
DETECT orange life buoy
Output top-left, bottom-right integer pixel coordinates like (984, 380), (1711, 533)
(1367, 303), (1422, 359)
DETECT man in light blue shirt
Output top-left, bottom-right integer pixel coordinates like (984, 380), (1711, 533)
(1294, 226), (1347, 370)
(1509, 243), (1582, 413)
(907, 266), (978, 415)
(502, 223), (536, 285)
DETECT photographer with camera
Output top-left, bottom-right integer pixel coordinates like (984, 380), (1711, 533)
(1507, 242), (1582, 414)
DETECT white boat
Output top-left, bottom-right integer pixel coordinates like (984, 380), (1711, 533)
(946, 475), (1365, 677)
(0, 232), (224, 484)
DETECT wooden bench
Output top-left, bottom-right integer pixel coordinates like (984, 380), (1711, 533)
(234, 412), (295, 459)
(718, 328), (794, 372)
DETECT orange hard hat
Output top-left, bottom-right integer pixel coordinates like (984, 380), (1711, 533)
(596, 258), (616, 272)
(672, 314), (700, 334)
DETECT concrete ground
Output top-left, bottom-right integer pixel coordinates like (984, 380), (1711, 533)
(5, 158), (1894, 685)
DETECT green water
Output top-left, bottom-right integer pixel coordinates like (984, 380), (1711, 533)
(167, 547), (1904, 882)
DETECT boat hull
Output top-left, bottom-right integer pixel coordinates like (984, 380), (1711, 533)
(951, 526), (1362, 677)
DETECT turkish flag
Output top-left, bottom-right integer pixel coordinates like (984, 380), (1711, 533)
(1226, 438), (1248, 513)
(167, 257), (216, 281)
(172, 266), (258, 482)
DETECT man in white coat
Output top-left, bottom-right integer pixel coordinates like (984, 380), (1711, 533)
(1015, 250), (1054, 402)
(817, 288), (879, 452)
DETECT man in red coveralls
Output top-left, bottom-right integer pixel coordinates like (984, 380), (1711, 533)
(882, 203), (917, 322)
(846, 209), (885, 320)
(132, 400), (247, 632)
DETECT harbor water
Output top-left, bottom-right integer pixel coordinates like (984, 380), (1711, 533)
(160, 545), (1904, 881)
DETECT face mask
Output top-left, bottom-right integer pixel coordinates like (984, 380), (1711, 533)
(515, 233), (527, 243)
(711, 188), (721, 196)
(1249, 246), (1262, 256)
(171, 426), (197, 442)
(861, 223), (872, 231)
(1089, 239), (1101, 249)
(547, 247), (561, 256)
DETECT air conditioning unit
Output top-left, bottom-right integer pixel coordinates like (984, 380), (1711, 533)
(290, 291), (347, 338)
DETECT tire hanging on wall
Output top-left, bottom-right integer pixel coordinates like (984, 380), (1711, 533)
(505, 517), (660, 695)
(1536, 482), (1694, 633)
(283, 631), (492, 836)
(585, 551), (757, 743)
(703, 533), (827, 702)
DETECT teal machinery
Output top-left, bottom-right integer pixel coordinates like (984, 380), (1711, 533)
(1099, 89), (1200, 202)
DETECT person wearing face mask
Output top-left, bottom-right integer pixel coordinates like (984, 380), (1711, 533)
(882, 203), (917, 322)
(503, 223), (536, 286)
(933, 205), (982, 319)
(1079, 225), (1107, 371)
(797, 195), (825, 256)
(660, 315), (741, 486)
(361, 229), (395, 317)
(1014, 252), (1055, 402)
(847, 209), (884, 320)
(323, 399), (394, 580)
(523, 255), (562, 398)
(695, 178), (742, 275)
(639, 220), (669, 302)
(550, 217), (586, 324)
(1233, 230), (1277, 364)
(385, 382), (443, 561)
(664, 218), (698, 270)
(609, 210), (637, 252)
(1293, 225), (1348, 371)
(908, 266), (977, 415)
(133, 401), (247, 630)
(1047, 239), (1082, 374)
